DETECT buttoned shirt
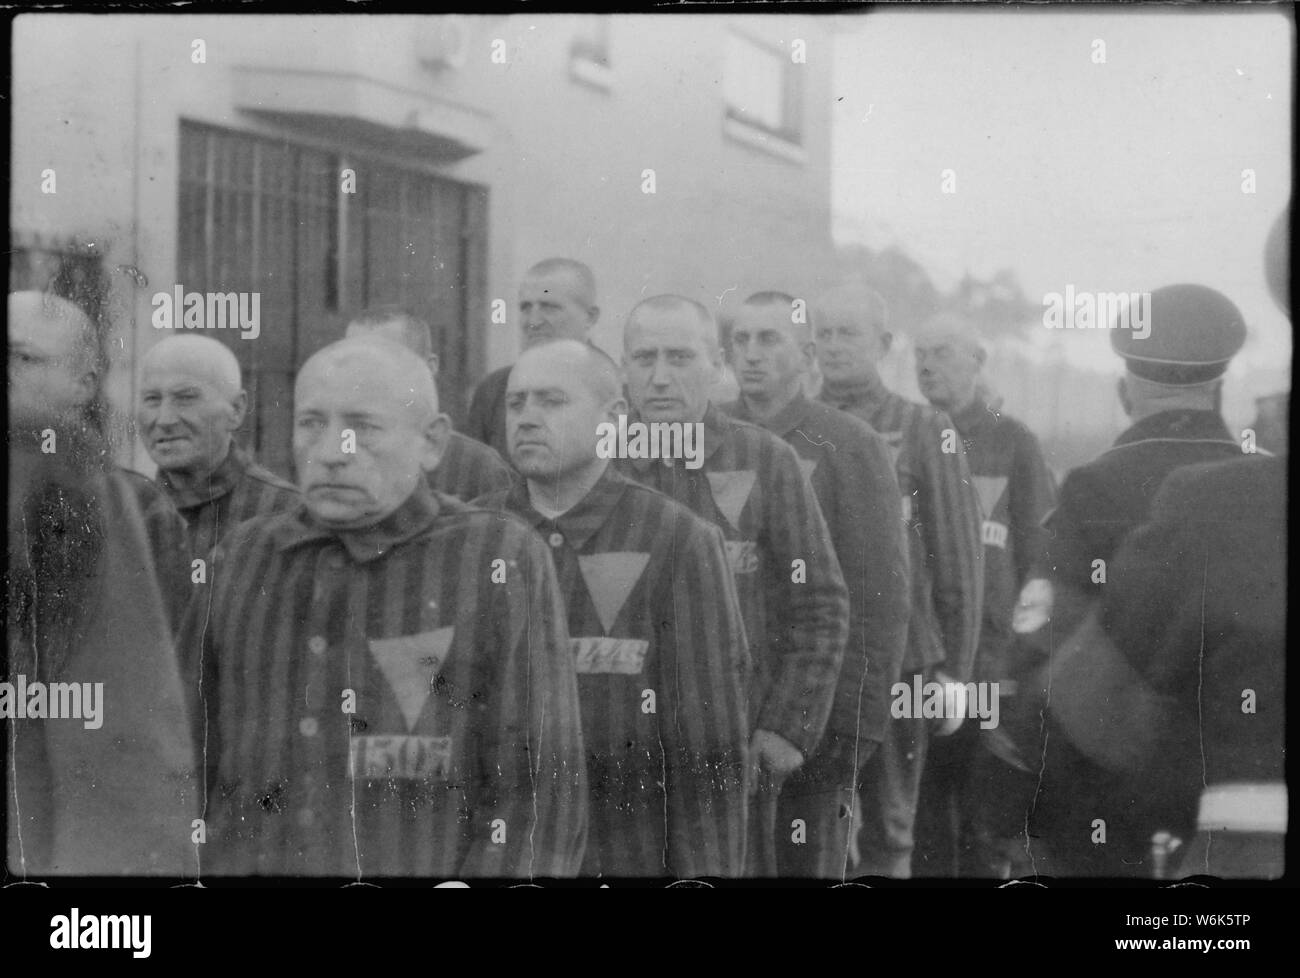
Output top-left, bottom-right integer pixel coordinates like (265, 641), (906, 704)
(617, 404), (848, 756)
(721, 393), (909, 747)
(477, 466), (750, 877)
(180, 484), (587, 877)
(821, 375), (984, 681)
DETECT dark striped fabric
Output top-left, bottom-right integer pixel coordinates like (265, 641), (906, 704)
(476, 466), (750, 877)
(119, 467), (193, 635)
(721, 393), (909, 747)
(464, 364), (512, 458)
(156, 444), (298, 564)
(821, 376), (983, 682)
(428, 430), (515, 501)
(179, 484), (587, 878)
(617, 404), (848, 755)
(949, 397), (1056, 683)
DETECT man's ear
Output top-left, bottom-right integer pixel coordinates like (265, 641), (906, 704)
(1117, 376), (1132, 417)
(229, 389), (249, 430)
(588, 304), (601, 327)
(420, 414), (453, 474)
(606, 395), (629, 426)
(427, 354), (440, 379)
(800, 339), (817, 373)
(879, 331), (894, 356)
(74, 366), (98, 406)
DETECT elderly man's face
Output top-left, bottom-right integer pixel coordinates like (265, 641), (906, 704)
(293, 355), (440, 528)
(814, 308), (887, 385)
(914, 324), (981, 414)
(137, 360), (243, 476)
(8, 301), (93, 432)
(518, 272), (594, 349)
(624, 307), (718, 425)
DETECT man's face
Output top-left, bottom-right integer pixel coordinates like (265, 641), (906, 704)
(506, 348), (615, 481)
(293, 356), (440, 528)
(518, 272), (594, 349)
(731, 302), (811, 403)
(624, 307), (718, 424)
(814, 307), (887, 384)
(137, 360), (243, 476)
(914, 326), (981, 413)
(8, 303), (93, 433)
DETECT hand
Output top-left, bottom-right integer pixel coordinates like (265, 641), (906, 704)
(930, 670), (967, 737)
(748, 729), (805, 792)
(1012, 578), (1054, 634)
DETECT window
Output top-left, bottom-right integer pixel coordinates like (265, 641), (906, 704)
(723, 30), (803, 148)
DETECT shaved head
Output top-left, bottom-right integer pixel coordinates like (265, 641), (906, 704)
(813, 283), (892, 385)
(293, 338), (447, 527)
(626, 294), (719, 351)
(297, 338), (438, 426)
(518, 258), (600, 348)
(346, 306), (436, 363)
(514, 339), (623, 407)
(141, 335), (242, 398)
(9, 290), (107, 437)
(814, 283), (889, 338)
(137, 335), (248, 478)
(526, 258), (597, 308)
(913, 312), (984, 358)
(914, 312), (985, 414)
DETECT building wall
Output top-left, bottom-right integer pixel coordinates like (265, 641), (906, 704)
(11, 13), (836, 473)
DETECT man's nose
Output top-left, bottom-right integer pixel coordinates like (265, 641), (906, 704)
(313, 425), (353, 466)
(648, 357), (672, 386)
(154, 399), (181, 426)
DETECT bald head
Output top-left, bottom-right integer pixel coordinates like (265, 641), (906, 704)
(9, 290), (103, 432)
(141, 335), (242, 398)
(812, 284), (892, 386)
(518, 258), (599, 349)
(137, 335), (249, 478)
(293, 338), (448, 528)
(914, 312), (985, 414)
(297, 338), (438, 426)
(506, 339), (626, 487)
(622, 295), (721, 424)
(346, 306), (438, 375)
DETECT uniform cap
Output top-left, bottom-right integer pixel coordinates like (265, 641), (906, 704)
(1112, 284), (1246, 384)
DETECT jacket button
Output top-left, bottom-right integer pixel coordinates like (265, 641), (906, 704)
(299, 717), (319, 737)
(548, 532), (564, 548)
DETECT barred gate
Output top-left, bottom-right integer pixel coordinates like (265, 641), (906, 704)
(177, 121), (489, 477)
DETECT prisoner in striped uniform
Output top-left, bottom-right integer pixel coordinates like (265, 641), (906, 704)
(138, 336), (298, 569)
(180, 338), (586, 878)
(466, 258), (601, 458)
(815, 284), (984, 879)
(912, 313), (1055, 878)
(476, 340), (750, 878)
(346, 307), (515, 501)
(619, 295), (849, 877)
(721, 291), (911, 878)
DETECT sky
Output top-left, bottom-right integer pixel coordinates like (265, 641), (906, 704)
(831, 4), (1293, 403)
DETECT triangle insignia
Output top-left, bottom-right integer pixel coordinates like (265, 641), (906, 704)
(972, 476), (1009, 519)
(577, 552), (651, 634)
(705, 469), (757, 531)
(367, 627), (455, 732)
